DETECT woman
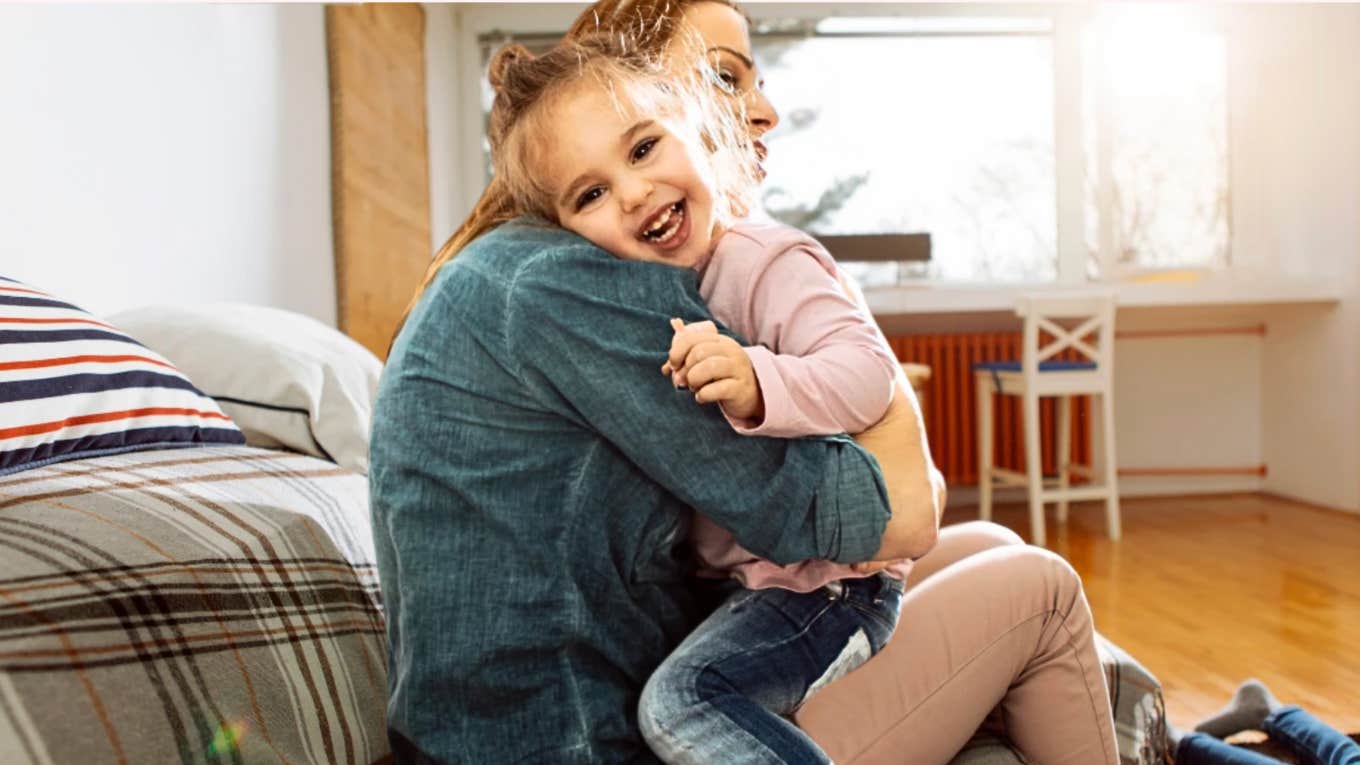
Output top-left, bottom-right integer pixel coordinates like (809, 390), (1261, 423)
(369, 2), (1117, 763)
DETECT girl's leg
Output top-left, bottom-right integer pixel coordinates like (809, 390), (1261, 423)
(1263, 707), (1360, 765)
(797, 545), (1118, 765)
(903, 520), (1026, 590)
(1176, 732), (1286, 765)
(640, 576), (902, 765)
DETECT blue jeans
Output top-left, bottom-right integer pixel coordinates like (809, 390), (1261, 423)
(638, 574), (904, 765)
(1178, 707), (1360, 765)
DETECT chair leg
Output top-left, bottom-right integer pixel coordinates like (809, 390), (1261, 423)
(975, 376), (994, 522)
(1055, 395), (1072, 524)
(1023, 390), (1045, 547)
(1099, 391), (1122, 541)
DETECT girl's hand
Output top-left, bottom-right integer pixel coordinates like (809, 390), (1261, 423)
(662, 318), (765, 422)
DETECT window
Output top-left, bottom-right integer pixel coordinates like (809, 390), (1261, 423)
(467, 4), (1232, 287)
(752, 16), (1057, 286)
(1082, 6), (1230, 276)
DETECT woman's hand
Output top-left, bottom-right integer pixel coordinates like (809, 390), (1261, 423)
(849, 559), (903, 575)
(662, 318), (765, 422)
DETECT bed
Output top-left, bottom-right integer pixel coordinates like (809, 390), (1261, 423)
(0, 276), (1169, 764)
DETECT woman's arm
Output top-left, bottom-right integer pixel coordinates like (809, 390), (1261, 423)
(852, 374), (945, 562)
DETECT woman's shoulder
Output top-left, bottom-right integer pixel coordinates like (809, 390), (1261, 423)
(442, 221), (630, 295)
(445, 220), (703, 328)
(460, 219), (601, 269)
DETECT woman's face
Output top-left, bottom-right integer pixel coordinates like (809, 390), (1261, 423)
(671, 2), (779, 165)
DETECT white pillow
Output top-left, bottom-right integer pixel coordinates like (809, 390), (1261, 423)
(110, 304), (381, 473)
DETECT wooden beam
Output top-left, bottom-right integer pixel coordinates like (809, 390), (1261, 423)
(326, 3), (432, 359)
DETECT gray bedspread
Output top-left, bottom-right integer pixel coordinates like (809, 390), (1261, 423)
(0, 446), (385, 764)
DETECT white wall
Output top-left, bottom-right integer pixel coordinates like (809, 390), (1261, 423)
(0, 4), (336, 324)
(1248, 6), (1360, 513)
(425, 3), (463, 258)
(426, 2), (589, 237)
(879, 5), (1359, 509)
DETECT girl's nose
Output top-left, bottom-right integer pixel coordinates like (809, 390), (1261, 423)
(619, 176), (653, 212)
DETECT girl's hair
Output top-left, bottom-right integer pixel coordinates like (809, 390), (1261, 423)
(392, 0), (748, 348)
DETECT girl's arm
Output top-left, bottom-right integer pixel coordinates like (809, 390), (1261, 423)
(688, 232), (943, 560)
(719, 244), (900, 437)
(677, 226), (901, 438)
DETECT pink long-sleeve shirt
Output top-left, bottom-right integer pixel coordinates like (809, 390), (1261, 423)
(690, 221), (915, 592)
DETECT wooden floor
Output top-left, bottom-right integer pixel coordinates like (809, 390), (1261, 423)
(945, 493), (1360, 734)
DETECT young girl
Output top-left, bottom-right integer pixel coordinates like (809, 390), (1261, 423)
(485, 35), (939, 764)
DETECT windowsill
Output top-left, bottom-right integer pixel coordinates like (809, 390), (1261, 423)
(863, 272), (1345, 316)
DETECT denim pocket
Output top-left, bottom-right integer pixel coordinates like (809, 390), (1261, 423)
(842, 575), (903, 652)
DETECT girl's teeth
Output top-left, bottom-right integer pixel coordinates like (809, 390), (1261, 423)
(644, 202), (684, 241)
(648, 208), (672, 234)
(655, 208), (683, 243)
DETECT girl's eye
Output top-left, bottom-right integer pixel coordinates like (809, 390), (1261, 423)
(717, 70), (739, 92)
(631, 137), (659, 163)
(575, 186), (604, 211)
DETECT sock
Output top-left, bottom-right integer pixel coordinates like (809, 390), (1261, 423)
(1165, 722), (1188, 751)
(1193, 679), (1284, 738)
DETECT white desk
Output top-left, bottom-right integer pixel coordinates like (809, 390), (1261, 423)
(863, 274), (1343, 317)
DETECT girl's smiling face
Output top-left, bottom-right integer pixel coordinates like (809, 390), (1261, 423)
(546, 87), (722, 270)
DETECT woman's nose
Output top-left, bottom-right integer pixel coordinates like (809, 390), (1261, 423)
(745, 87), (779, 137)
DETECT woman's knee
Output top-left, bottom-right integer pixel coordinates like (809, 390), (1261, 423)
(1007, 546), (1087, 611)
(949, 520), (1025, 548)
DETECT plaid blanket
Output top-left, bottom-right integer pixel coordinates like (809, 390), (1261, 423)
(1102, 636), (1172, 765)
(0, 446), (385, 765)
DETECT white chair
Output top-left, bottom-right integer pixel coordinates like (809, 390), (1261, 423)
(973, 293), (1121, 547)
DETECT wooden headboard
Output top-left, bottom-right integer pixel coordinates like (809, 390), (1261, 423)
(325, 3), (431, 359)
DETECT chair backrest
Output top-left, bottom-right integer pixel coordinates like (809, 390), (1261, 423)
(1014, 291), (1116, 377)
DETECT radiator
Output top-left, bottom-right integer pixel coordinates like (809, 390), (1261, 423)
(887, 333), (1091, 487)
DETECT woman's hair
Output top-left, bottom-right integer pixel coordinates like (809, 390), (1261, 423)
(566, 0), (742, 55)
(392, 0), (747, 348)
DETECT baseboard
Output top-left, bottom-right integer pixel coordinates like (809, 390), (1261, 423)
(948, 474), (1264, 507)
(1258, 490), (1360, 517)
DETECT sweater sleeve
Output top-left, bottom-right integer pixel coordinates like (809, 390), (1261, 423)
(723, 243), (899, 438)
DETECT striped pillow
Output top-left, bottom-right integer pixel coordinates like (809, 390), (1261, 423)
(1, 276), (245, 475)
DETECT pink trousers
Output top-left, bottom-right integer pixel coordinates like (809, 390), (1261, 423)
(796, 521), (1119, 765)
